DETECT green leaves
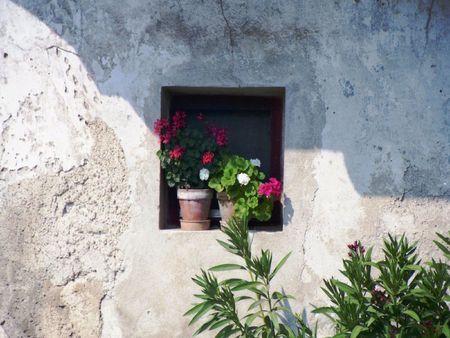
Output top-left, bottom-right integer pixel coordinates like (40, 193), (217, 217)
(156, 115), (227, 189)
(207, 154), (276, 222)
(186, 224), (450, 338)
(443, 322), (450, 338)
(434, 231), (450, 260)
(316, 232), (450, 338)
(186, 217), (317, 338)
(403, 310), (420, 322)
(350, 325), (365, 338)
(208, 177), (223, 192)
(270, 252), (291, 281)
(209, 264), (245, 272)
(331, 280), (356, 295)
(188, 302), (215, 325)
(252, 197), (273, 221)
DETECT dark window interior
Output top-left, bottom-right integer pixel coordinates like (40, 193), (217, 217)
(159, 87), (284, 231)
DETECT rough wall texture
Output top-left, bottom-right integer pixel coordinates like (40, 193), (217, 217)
(0, 119), (130, 337)
(0, 0), (449, 337)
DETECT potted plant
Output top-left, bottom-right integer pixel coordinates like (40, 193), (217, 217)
(208, 154), (282, 224)
(154, 112), (228, 230)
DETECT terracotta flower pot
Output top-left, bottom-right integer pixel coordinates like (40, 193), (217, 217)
(217, 191), (235, 224)
(177, 189), (213, 230)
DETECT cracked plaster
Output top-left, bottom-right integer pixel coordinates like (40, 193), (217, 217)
(0, 0), (449, 337)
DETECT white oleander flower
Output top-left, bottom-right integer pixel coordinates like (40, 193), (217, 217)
(250, 158), (261, 167)
(199, 168), (209, 181)
(237, 173), (250, 186)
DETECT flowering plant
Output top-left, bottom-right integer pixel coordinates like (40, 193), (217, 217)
(313, 233), (450, 337)
(154, 111), (227, 188)
(208, 154), (282, 221)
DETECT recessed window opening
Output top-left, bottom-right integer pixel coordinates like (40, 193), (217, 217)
(159, 87), (285, 231)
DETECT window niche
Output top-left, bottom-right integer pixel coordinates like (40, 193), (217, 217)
(159, 87), (285, 231)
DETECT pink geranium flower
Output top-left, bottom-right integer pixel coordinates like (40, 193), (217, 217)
(258, 178), (282, 199)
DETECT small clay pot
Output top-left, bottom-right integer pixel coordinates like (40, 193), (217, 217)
(179, 219), (211, 231)
(217, 191), (235, 223)
(177, 189), (212, 230)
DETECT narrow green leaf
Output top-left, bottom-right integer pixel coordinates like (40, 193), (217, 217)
(248, 299), (266, 311)
(272, 306), (290, 312)
(269, 312), (280, 331)
(403, 309), (420, 322)
(403, 264), (422, 271)
(363, 261), (379, 268)
(245, 311), (263, 326)
(366, 317), (375, 327)
(332, 280), (356, 294)
(194, 316), (217, 335)
(350, 325), (365, 338)
(279, 323), (296, 338)
(312, 306), (334, 314)
(215, 324), (233, 338)
(271, 291), (286, 300)
(209, 318), (230, 330)
(249, 286), (267, 298)
(235, 295), (252, 302)
(442, 322), (450, 338)
(232, 281), (262, 291)
(189, 302), (215, 325)
(436, 232), (450, 246)
(209, 263), (245, 271)
(367, 306), (381, 315)
(184, 302), (206, 317)
(434, 240), (450, 255)
(269, 252), (292, 281)
(220, 278), (247, 287)
(216, 239), (238, 254)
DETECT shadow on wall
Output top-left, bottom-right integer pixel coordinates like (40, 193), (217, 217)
(6, 0), (450, 200)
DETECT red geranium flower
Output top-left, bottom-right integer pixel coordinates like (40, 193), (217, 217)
(169, 145), (185, 159)
(208, 125), (228, 147)
(172, 111), (187, 131)
(154, 117), (169, 135)
(202, 151), (214, 165)
(154, 118), (172, 144)
(160, 132), (172, 144)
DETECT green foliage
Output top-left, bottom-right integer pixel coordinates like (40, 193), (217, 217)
(185, 218), (449, 337)
(156, 115), (225, 188)
(313, 232), (450, 338)
(185, 217), (317, 338)
(157, 127), (218, 188)
(208, 155), (274, 221)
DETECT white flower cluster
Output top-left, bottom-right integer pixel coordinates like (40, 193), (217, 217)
(199, 168), (209, 181)
(237, 173), (250, 186)
(250, 158), (261, 167)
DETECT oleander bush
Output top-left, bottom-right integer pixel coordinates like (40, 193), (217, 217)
(185, 217), (316, 338)
(186, 220), (450, 338)
(313, 232), (450, 338)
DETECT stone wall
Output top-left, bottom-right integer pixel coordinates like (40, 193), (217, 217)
(0, 0), (449, 337)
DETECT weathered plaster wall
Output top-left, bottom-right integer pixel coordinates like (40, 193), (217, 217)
(0, 0), (449, 337)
